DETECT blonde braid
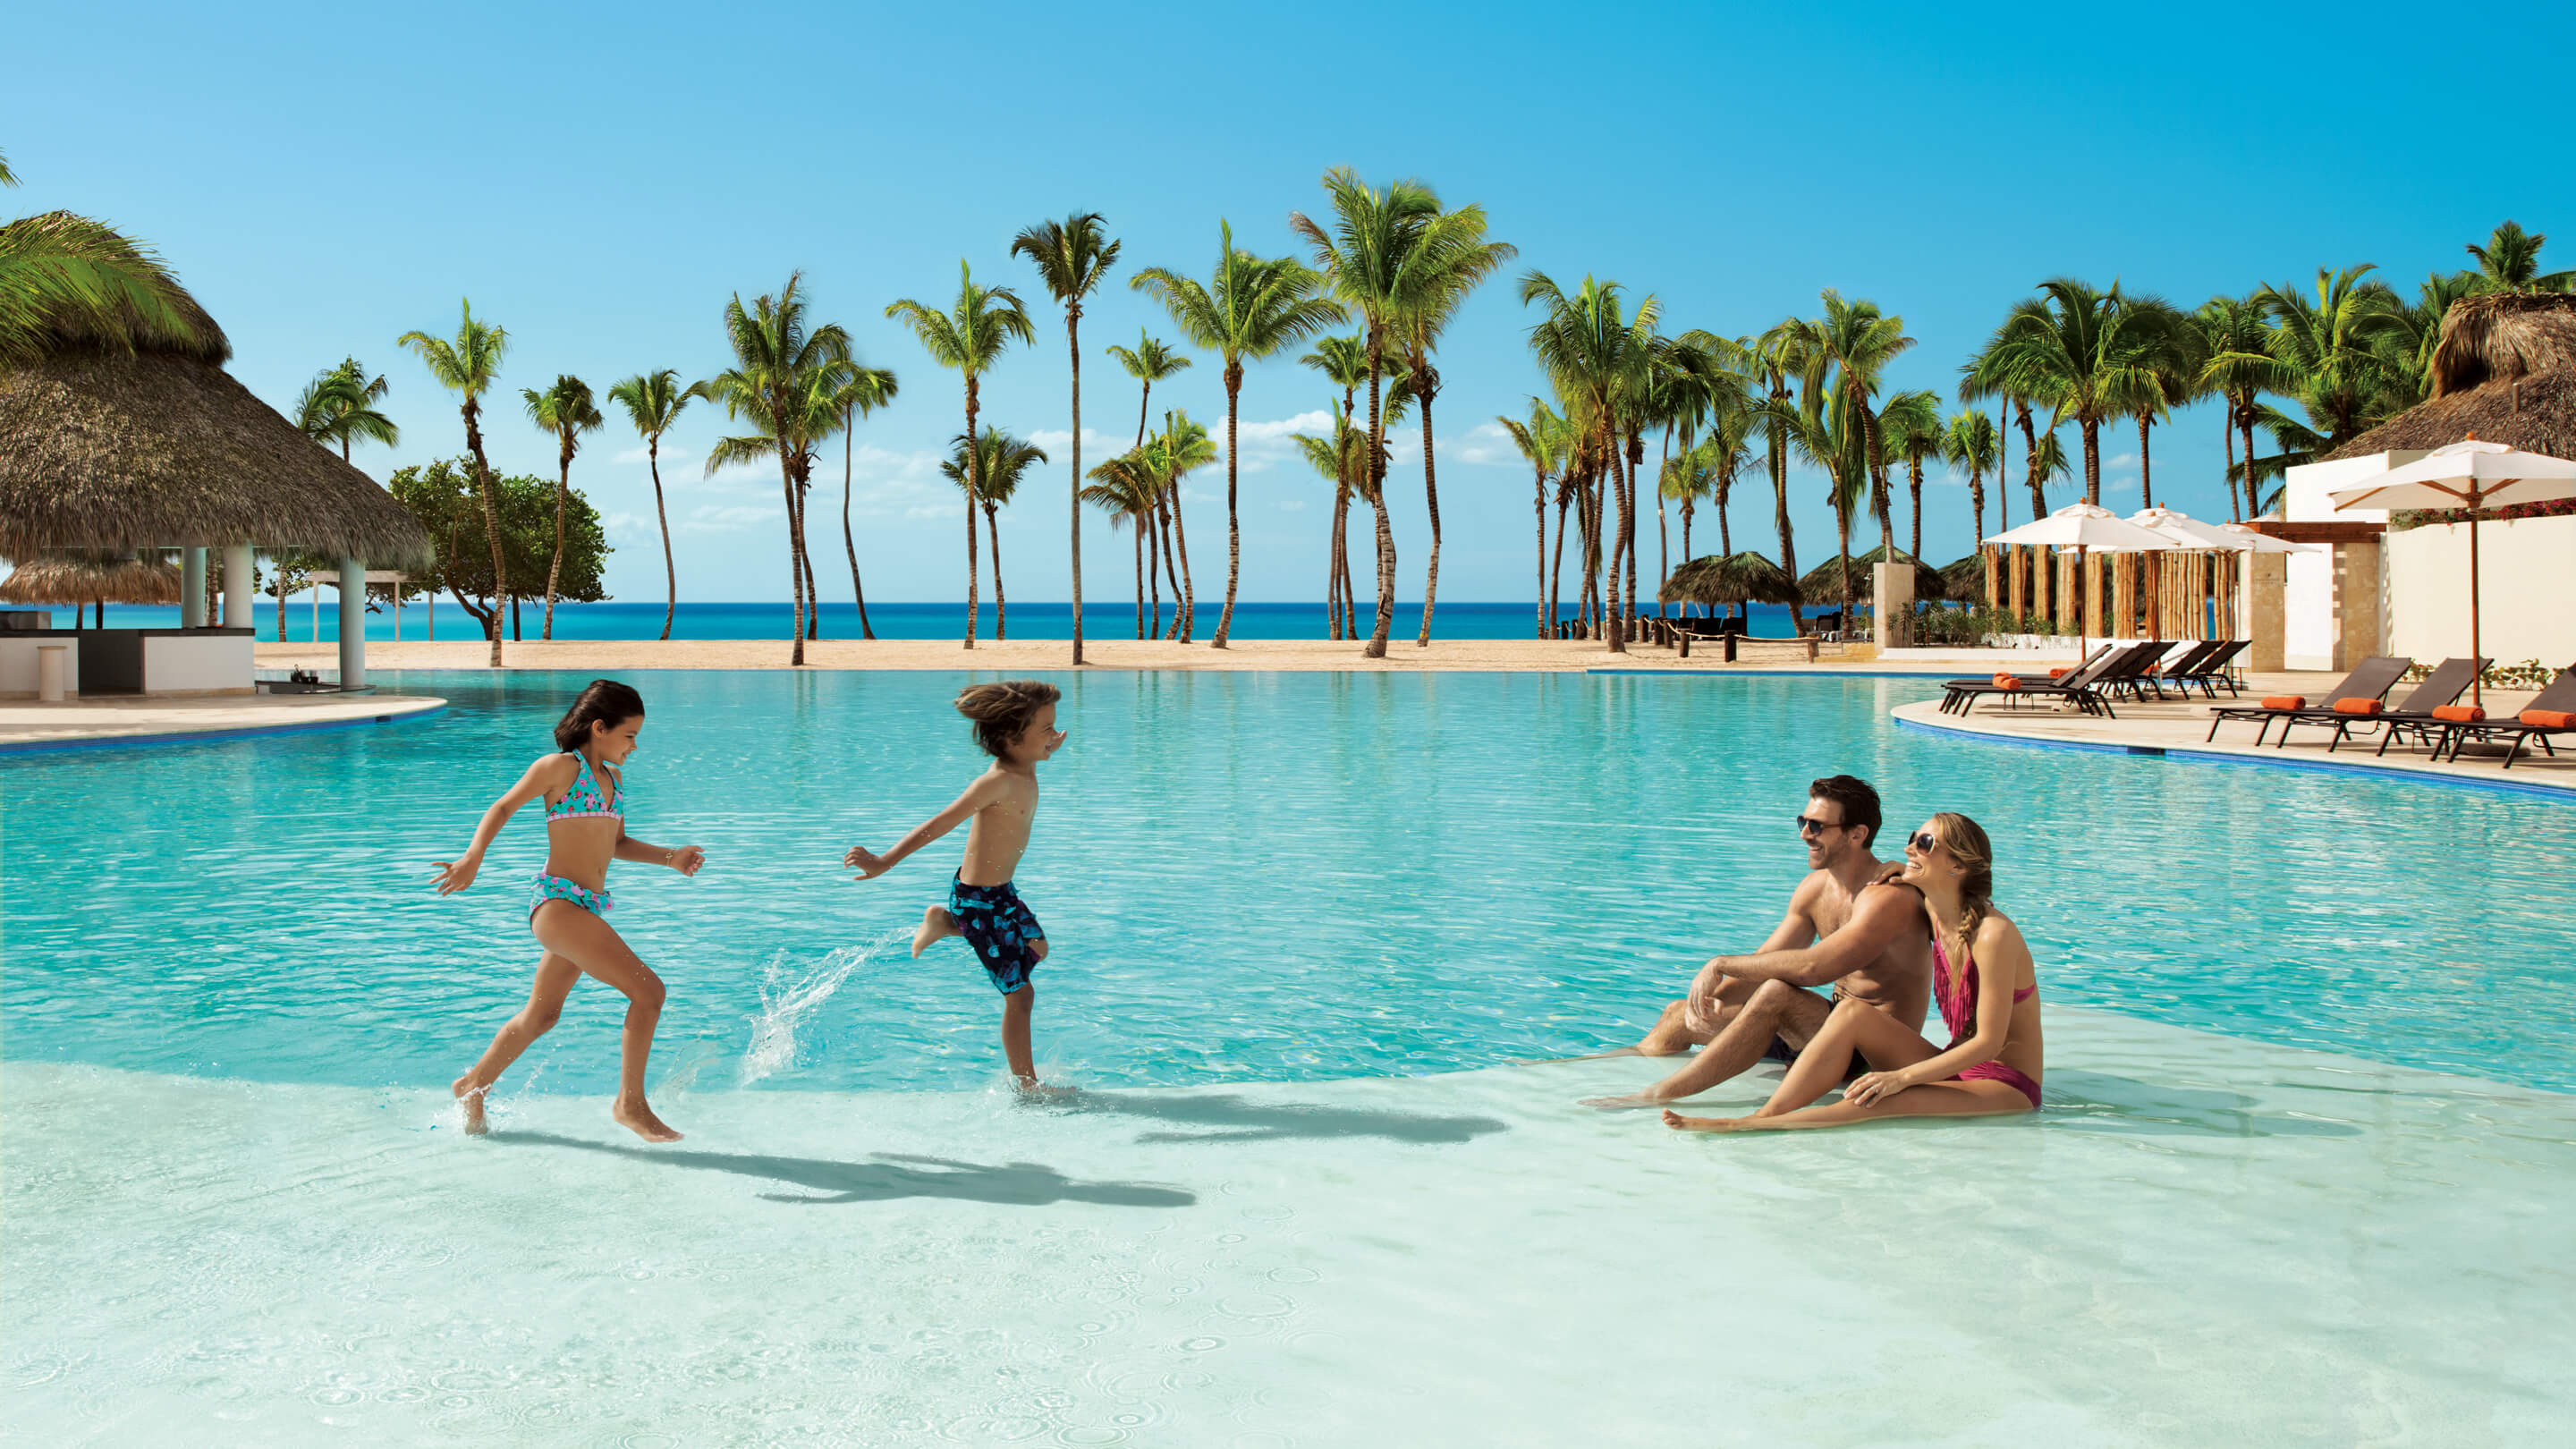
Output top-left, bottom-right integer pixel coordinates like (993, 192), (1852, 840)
(1930, 812), (1996, 961)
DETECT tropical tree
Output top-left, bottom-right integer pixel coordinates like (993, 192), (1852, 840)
(1977, 278), (2189, 506)
(828, 363), (899, 640)
(1880, 388), (1944, 564)
(1290, 167), (1444, 658)
(1942, 409), (1999, 546)
(1080, 447), (1161, 639)
(1519, 272), (1657, 651)
(2466, 220), (2572, 292)
(396, 300), (511, 665)
(1105, 331), (1192, 630)
(888, 263), (1033, 649)
(1387, 203), (1514, 645)
(1148, 410), (1216, 640)
(1807, 291), (1913, 555)
(1499, 399), (1567, 636)
(0, 208), (208, 371)
(293, 358), (397, 462)
(1746, 325), (1809, 631)
(2250, 264), (2408, 472)
(389, 459), (609, 638)
(704, 273), (851, 665)
(521, 374), (602, 640)
(941, 428), (1048, 640)
(1132, 221), (1343, 647)
(606, 369), (708, 640)
(1299, 333), (1399, 639)
(1011, 213), (1120, 665)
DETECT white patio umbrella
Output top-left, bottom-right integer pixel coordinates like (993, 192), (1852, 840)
(2328, 437), (2576, 705)
(2125, 507), (2315, 640)
(1985, 502), (2182, 653)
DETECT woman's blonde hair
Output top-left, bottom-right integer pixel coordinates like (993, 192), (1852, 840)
(1927, 811), (1996, 955)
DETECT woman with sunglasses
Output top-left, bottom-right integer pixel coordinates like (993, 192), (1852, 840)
(1663, 812), (2041, 1132)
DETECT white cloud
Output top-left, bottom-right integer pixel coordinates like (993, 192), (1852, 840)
(1444, 420), (1517, 467)
(1275, 498), (1308, 512)
(613, 444), (690, 466)
(674, 503), (782, 536)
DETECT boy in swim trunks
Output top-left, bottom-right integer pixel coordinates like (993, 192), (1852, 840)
(844, 680), (1067, 1093)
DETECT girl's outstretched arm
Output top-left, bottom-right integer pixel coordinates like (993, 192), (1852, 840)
(844, 775), (1002, 880)
(432, 756), (576, 894)
(615, 835), (707, 877)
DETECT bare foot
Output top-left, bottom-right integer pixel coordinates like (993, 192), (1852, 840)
(1014, 1079), (1079, 1103)
(452, 1075), (488, 1135)
(1581, 1091), (1678, 1110)
(913, 905), (956, 959)
(1662, 1109), (1748, 1133)
(613, 1097), (684, 1142)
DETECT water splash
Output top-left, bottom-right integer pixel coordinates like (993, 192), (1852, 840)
(740, 929), (911, 1086)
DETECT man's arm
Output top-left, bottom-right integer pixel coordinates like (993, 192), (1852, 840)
(1699, 883), (1922, 989)
(1679, 879), (1824, 1029)
(845, 776), (999, 879)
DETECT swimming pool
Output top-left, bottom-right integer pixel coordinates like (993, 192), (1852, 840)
(8, 670), (2574, 1447)
(8, 669), (2575, 1095)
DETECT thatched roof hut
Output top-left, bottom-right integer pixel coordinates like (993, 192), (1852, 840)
(1798, 544), (1945, 603)
(0, 550), (182, 604)
(0, 212), (430, 565)
(1936, 555), (1985, 599)
(2328, 292), (2576, 461)
(1662, 551), (1798, 607)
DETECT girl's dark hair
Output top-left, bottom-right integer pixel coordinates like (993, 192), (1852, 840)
(955, 679), (1061, 758)
(555, 680), (645, 752)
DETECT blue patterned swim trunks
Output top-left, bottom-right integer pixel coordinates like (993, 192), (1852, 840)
(947, 875), (1044, 996)
(530, 873), (614, 923)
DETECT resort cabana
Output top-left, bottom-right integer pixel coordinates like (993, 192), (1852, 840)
(0, 213), (429, 697)
(1660, 550), (1798, 621)
(2, 550), (183, 624)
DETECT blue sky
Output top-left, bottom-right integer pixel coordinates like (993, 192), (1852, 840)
(9, 1), (2566, 604)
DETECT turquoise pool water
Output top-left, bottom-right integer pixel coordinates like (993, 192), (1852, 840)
(7, 669), (2573, 1097)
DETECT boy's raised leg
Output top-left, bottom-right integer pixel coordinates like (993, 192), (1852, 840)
(914, 905), (958, 959)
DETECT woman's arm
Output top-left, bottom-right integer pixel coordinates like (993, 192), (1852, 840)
(1845, 914), (2029, 1105)
(432, 757), (573, 894)
(844, 776), (998, 879)
(614, 835), (706, 877)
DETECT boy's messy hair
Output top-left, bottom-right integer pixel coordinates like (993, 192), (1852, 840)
(954, 680), (1061, 758)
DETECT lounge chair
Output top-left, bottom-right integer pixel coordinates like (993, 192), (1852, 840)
(2205, 656), (2411, 745)
(1938, 641), (2159, 718)
(2139, 640), (2221, 696)
(2312, 657), (2487, 753)
(2173, 640), (2250, 698)
(2101, 642), (2192, 702)
(2425, 668), (2576, 767)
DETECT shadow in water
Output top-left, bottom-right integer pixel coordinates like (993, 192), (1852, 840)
(495, 1132), (1197, 1208)
(2040, 1071), (2362, 1139)
(1069, 1090), (1509, 1146)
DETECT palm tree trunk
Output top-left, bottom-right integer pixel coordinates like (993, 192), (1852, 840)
(2223, 407), (2241, 521)
(800, 482), (820, 640)
(652, 437), (677, 640)
(1607, 439), (1631, 653)
(1657, 479), (1671, 619)
(1908, 457), (1925, 564)
(465, 400), (504, 668)
(779, 450), (807, 666)
(544, 439), (568, 640)
(2239, 406), (2259, 519)
(1415, 379), (1445, 648)
(1170, 479), (1196, 643)
(1996, 402), (2012, 530)
(1534, 467), (1548, 638)
(1362, 352), (1393, 659)
(1157, 493), (1178, 640)
(843, 423), (874, 640)
(2137, 412), (2155, 510)
(1148, 512), (1162, 637)
(1068, 315), (1085, 666)
(986, 504), (1006, 640)
(1835, 499), (1854, 629)
(1132, 522), (1145, 640)
(2080, 417), (2101, 505)
(1550, 490), (1572, 632)
(2018, 402), (2047, 618)
(1327, 476), (1348, 640)
(1770, 403), (1801, 633)
(962, 379), (980, 649)
(1971, 472), (1987, 547)
(1215, 367), (1241, 648)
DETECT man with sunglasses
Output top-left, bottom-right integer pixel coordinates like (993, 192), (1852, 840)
(1581, 775), (1933, 1109)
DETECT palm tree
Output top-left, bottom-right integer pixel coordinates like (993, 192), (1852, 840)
(1746, 325), (1808, 631)
(2466, 220), (2572, 292)
(521, 374), (602, 640)
(1499, 399), (1566, 636)
(1290, 167), (1443, 658)
(1150, 410), (1216, 640)
(1519, 272), (1657, 651)
(941, 428), (1048, 640)
(1299, 334), (1384, 639)
(606, 370), (708, 640)
(1388, 203), (1514, 645)
(2192, 295), (2275, 521)
(1880, 389), (1943, 564)
(1011, 213), (1121, 665)
(1132, 221), (1343, 647)
(1978, 279), (2186, 507)
(2251, 264), (2407, 469)
(397, 301), (511, 666)
(1080, 449), (1160, 638)
(1105, 331), (1193, 629)
(828, 364), (899, 640)
(1, 209), (208, 371)
(2105, 301), (2199, 511)
(293, 359), (398, 462)
(1809, 291), (1914, 555)
(703, 273), (852, 665)
(886, 262), (1033, 650)
(1942, 409), (1999, 547)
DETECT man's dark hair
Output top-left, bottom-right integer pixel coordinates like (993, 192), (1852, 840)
(1808, 775), (1882, 848)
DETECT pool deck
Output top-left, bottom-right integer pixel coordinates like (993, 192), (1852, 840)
(0, 691), (445, 750)
(1895, 678), (2575, 795)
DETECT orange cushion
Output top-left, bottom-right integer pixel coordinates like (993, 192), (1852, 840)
(2333, 699), (2384, 716)
(2046, 666), (2071, 679)
(2260, 695), (2306, 710)
(2521, 709), (2576, 729)
(2432, 705), (2486, 723)
(1991, 673), (2020, 691)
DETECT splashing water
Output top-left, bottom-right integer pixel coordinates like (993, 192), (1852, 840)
(739, 929), (911, 1086)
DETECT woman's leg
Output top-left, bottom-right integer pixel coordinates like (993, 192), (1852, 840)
(530, 900), (682, 1142)
(452, 950), (581, 1134)
(1661, 996), (1940, 1132)
(1666, 1078), (2033, 1132)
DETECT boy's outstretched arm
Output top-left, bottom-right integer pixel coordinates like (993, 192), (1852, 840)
(845, 775), (1000, 880)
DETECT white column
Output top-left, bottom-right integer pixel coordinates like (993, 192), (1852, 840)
(221, 545), (254, 631)
(337, 555), (366, 688)
(180, 547), (208, 627)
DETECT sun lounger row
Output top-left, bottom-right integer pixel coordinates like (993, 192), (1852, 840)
(2207, 657), (2576, 767)
(1936, 640), (2250, 717)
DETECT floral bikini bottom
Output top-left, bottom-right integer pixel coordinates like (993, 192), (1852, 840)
(529, 873), (614, 923)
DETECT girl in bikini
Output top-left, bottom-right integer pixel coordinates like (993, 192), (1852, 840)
(435, 680), (705, 1141)
(1663, 811), (2041, 1133)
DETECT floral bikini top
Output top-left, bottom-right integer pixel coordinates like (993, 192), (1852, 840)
(546, 750), (623, 825)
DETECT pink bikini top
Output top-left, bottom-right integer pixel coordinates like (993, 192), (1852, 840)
(546, 750), (623, 825)
(1932, 932), (2033, 1046)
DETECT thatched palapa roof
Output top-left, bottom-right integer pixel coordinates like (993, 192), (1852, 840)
(0, 550), (182, 604)
(2328, 292), (2576, 462)
(1662, 550), (1798, 607)
(0, 212), (431, 565)
(1797, 544), (1946, 603)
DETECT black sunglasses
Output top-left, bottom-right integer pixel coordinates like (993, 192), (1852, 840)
(1796, 815), (1844, 837)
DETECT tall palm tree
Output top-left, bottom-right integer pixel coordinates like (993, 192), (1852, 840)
(886, 261), (1033, 650)
(1498, 399), (1566, 636)
(1012, 213), (1121, 665)
(1520, 272), (1657, 651)
(941, 428), (1048, 640)
(704, 272), (852, 665)
(1942, 409), (1998, 546)
(1105, 331), (1192, 627)
(1747, 325), (1808, 631)
(293, 359), (398, 462)
(828, 363), (899, 640)
(1808, 291), (1913, 555)
(2466, 220), (2572, 292)
(1150, 410), (1216, 640)
(1299, 334), (1385, 639)
(1880, 388), (1943, 564)
(2193, 295), (2275, 521)
(2251, 263), (2407, 467)
(1978, 278), (2184, 506)
(1132, 221), (1344, 647)
(522, 374), (602, 640)
(1290, 167), (1443, 658)
(396, 301), (511, 666)
(1388, 203), (1514, 645)
(606, 369), (708, 640)
(2101, 300), (2199, 511)
(1080, 449), (1161, 638)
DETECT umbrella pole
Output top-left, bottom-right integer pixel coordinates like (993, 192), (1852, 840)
(2469, 510), (2482, 708)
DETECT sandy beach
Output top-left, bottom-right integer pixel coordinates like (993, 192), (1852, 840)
(252, 634), (1885, 674)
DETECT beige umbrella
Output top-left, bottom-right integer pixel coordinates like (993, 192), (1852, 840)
(2328, 436), (2576, 704)
(1986, 502), (2182, 654)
